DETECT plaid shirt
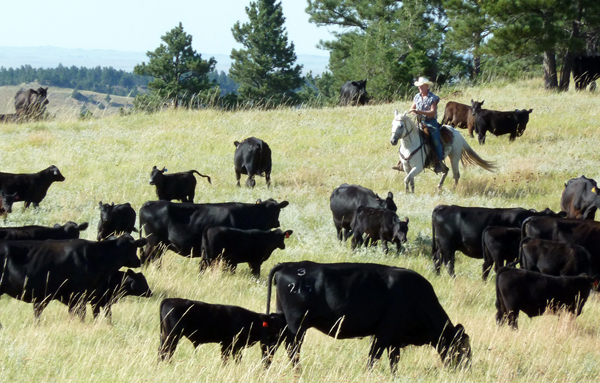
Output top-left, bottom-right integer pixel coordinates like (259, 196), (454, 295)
(413, 91), (440, 121)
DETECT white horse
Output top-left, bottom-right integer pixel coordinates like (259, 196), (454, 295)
(390, 110), (495, 193)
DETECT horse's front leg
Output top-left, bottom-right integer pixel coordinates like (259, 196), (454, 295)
(403, 165), (423, 194)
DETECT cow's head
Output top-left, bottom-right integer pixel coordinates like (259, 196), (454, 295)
(274, 229), (293, 250)
(260, 313), (287, 367)
(0, 190), (17, 213)
(122, 269), (153, 298)
(440, 323), (472, 368)
(61, 221), (89, 238)
(353, 79), (369, 105)
(535, 207), (567, 218)
(45, 165), (65, 182)
(259, 199), (290, 228)
(470, 99), (484, 115)
(112, 234), (147, 268)
(377, 191), (397, 213)
(149, 166), (166, 185)
(36, 87), (49, 106)
(394, 217), (409, 244)
(514, 108), (533, 137)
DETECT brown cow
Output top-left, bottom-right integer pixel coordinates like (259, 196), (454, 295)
(441, 101), (476, 138)
(14, 87), (49, 119)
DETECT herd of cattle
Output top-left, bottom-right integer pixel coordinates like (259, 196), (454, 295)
(1, 96), (600, 374)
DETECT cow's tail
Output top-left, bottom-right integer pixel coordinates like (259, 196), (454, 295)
(431, 210), (438, 261)
(457, 134), (496, 172)
(521, 216), (534, 242)
(191, 170), (212, 184)
(508, 237), (528, 268)
(495, 267), (509, 322)
(266, 263), (286, 314)
(481, 227), (492, 277)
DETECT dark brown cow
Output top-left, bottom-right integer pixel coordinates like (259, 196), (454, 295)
(14, 87), (49, 119)
(441, 101), (476, 138)
(560, 176), (600, 220)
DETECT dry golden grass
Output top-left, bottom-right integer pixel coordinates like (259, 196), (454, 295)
(0, 77), (599, 382)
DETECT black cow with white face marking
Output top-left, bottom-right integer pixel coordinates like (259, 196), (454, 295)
(158, 298), (286, 363)
(139, 199), (289, 264)
(149, 166), (211, 203)
(432, 204), (566, 277)
(0, 221), (89, 241)
(0, 235), (145, 325)
(329, 184), (397, 241)
(471, 100), (532, 145)
(495, 267), (598, 329)
(200, 227), (293, 277)
(265, 261), (471, 372)
(339, 80), (369, 106)
(0, 165), (65, 211)
(234, 137), (272, 188)
(350, 206), (409, 254)
(97, 202), (137, 240)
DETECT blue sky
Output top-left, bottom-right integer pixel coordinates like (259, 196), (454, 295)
(0, 0), (336, 57)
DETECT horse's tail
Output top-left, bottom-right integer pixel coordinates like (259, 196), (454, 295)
(455, 133), (496, 172)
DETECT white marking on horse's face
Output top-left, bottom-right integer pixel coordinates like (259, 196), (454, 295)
(390, 115), (404, 146)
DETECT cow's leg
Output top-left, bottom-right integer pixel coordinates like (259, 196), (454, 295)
(285, 329), (305, 367)
(235, 170), (242, 187)
(245, 175), (256, 188)
(367, 337), (388, 369)
(221, 344), (234, 364)
(33, 301), (49, 322)
(388, 345), (402, 374)
(333, 220), (343, 241)
(381, 240), (389, 254)
(507, 311), (519, 330)
(265, 172), (271, 188)
(445, 251), (456, 277)
(342, 227), (352, 242)
(158, 331), (181, 362)
(478, 130), (486, 145)
(24, 201), (31, 209)
(351, 231), (363, 250)
(249, 262), (261, 278)
(482, 259), (493, 281)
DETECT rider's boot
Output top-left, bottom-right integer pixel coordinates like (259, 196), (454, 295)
(433, 160), (448, 174)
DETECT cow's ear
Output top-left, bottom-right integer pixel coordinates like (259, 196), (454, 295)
(126, 269), (135, 276)
(256, 199), (262, 204)
(278, 201), (290, 209)
(54, 223), (61, 228)
(351, 81), (359, 86)
(78, 222), (89, 231)
(403, 217), (409, 224)
(162, 167), (167, 172)
(99, 201), (103, 208)
(481, 100), (484, 105)
(234, 141), (240, 147)
(528, 109), (533, 113)
(284, 230), (293, 238)
(387, 191), (393, 199)
(133, 238), (147, 247)
(152, 165), (157, 170)
(375, 193), (381, 200)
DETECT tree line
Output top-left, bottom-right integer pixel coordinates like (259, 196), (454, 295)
(0, 64), (239, 98)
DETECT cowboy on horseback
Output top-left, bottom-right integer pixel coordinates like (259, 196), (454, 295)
(409, 77), (448, 174)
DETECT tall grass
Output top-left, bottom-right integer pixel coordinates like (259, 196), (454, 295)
(0, 78), (599, 382)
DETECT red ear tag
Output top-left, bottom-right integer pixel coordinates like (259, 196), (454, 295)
(285, 232), (290, 239)
(263, 321), (269, 328)
(594, 280), (599, 289)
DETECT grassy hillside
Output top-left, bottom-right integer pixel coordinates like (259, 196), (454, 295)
(0, 78), (599, 382)
(0, 83), (133, 118)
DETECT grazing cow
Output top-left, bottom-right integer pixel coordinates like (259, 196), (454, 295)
(572, 55), (600, 90)
(560, 176), (600, 220)
(200, 227), (293, 277)
(0, 221), (89, 241)
(329, 184), (397, 241)
(339, 80), (369, 106)
(14, 87), (49, 119)
(149, 166), (211, 203)
(515, 237), (595, 276)
(0, 235), (145, 325)
(89, 269), (152, 319)
(0, 190), (17, 215)
(495, 267), (598, 329)
(350, 206), (409, 254)
(139, 199), (289, 264)
(471, 100), (533, 145)
(0, 165), (65, 211)
(265, 261), (471, 372)
(481, 226), (521, 281)
(522, 216), (600, 274)
(97, 202), (137, 240)
(431, 204), (566, 277)
(233, 137), (272, 188)
(441, 101), (476, 138)
(158, 298), (286, 363)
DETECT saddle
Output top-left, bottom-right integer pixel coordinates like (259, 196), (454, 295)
(419, 122), (454, 169)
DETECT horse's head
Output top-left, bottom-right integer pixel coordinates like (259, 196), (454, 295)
(390, 110), (416, 146)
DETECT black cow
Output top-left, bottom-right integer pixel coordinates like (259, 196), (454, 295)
(481, 226), (521, 281)
(0, 235), (145, 325)
(0, 221), (89, 241)
(572, 55), (600, 90)
(522, 216), (600, 274)
(495, 267), (598, 329)
(329, 184), (397, 241)
(514, 237), (595, 276)
(560, 176), (600, 220)
(431, 204), (566, 277)
(350, 206), (409, 254)
(339, 80), (369, 106)
(158, 298), (285, 363)
(200, 227), (293, 277)
(233, 137), (272, 188)
(0, 190), (17, 215)
(149, 166), (211, 203)
(0, 165), (65, 211)
(89, 269), (152, 319)
(14, 87), (49, 119)
(441, 101), (476, 138)
(98, 202), (137, 240)
(139, 199), (289, 264)
(471, 100), (533, 145)
(265, 262), (471, 372)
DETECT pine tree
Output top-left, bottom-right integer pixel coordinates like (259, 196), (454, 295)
(134, 22), (216, 108)
(230, 0), (303, 105)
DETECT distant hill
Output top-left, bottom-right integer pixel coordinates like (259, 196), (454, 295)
(0, 46), (329, 75)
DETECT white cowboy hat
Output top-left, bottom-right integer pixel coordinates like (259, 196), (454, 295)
(414, 77), (434, 87)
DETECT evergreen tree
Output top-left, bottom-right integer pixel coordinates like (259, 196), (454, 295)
(134, 22), (217, 108)
(230, 0), (303, 105)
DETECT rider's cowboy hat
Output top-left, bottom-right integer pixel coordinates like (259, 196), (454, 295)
(414, 77), (434, 87)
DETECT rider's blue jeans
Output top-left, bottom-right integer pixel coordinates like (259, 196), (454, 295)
(424, 119), (444, 161)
